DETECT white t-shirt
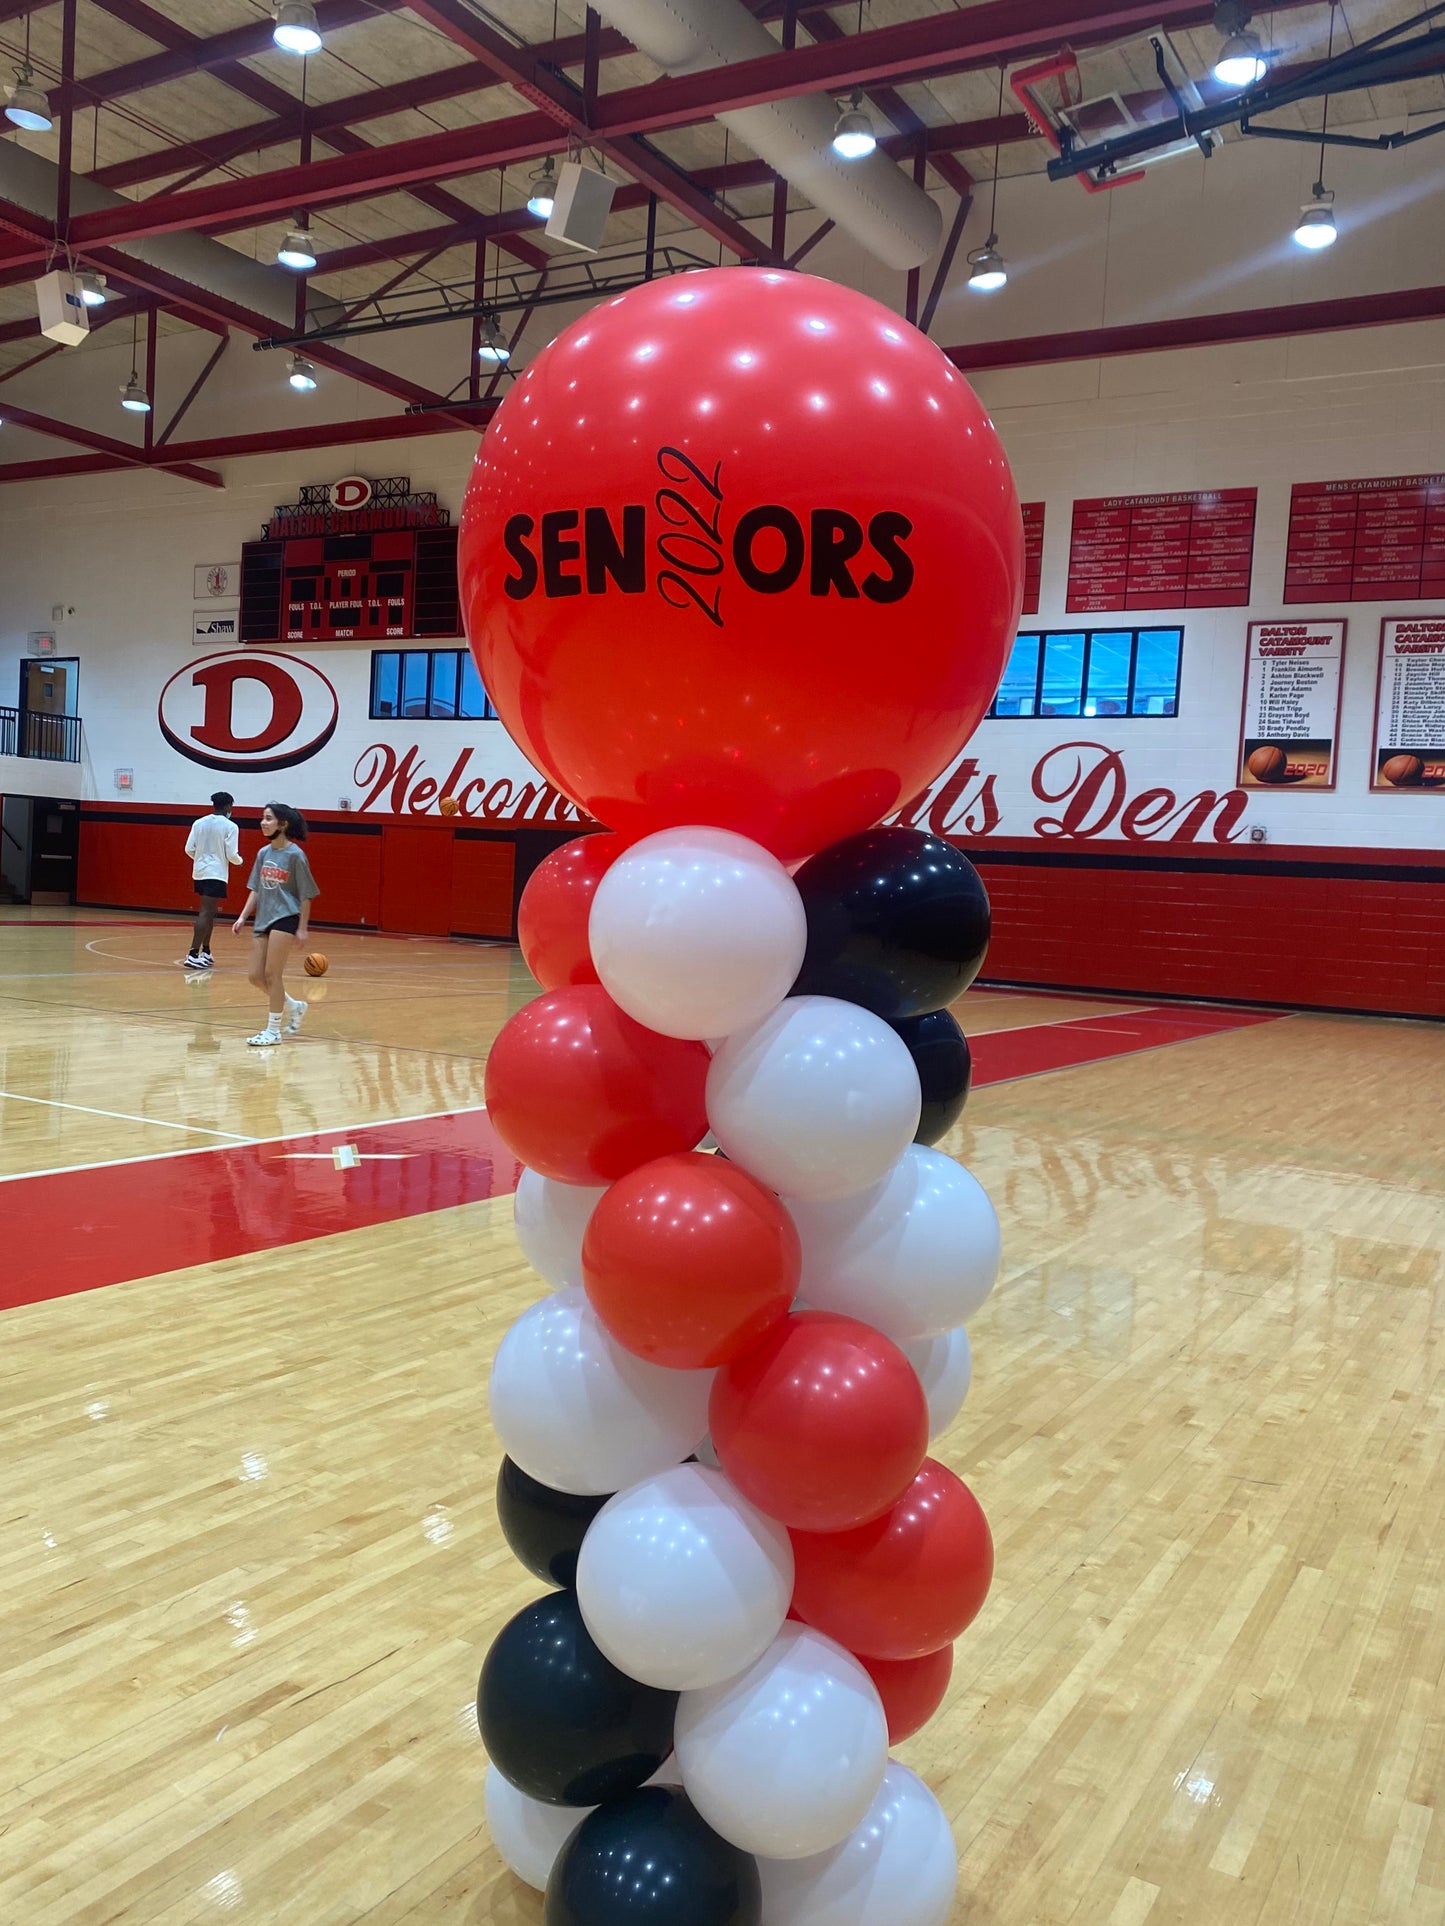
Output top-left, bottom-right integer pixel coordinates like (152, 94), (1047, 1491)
(186, 812), (241, 882)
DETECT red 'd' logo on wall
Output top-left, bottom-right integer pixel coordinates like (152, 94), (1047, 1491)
(158, 650), (339, 773)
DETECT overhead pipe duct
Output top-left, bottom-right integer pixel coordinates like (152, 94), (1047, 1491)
(588, 0), (943, 271)
(0, 143), (343, 333)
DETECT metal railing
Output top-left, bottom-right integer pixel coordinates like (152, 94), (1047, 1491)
(15, 712), (81, 762)
(0, 708), (16, 758)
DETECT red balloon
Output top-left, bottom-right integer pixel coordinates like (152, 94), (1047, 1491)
(459, 269), (1023, 861)
(517, 832), (627, 990)
(483, 985), (709, 1185)
(859, 1646), (954, 1746)
(788, 1459), (993, 1660)
(582, 1151), (797, 1368)
(709, 1312), (927, 1532)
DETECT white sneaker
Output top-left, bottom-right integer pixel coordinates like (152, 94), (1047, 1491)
(247, 1028), (282, 1047)
(284, 996), (307, 1035)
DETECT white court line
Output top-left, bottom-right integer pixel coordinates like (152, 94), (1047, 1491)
(0, 1088), (255, 1141)
(0, 1102), (489, 1184)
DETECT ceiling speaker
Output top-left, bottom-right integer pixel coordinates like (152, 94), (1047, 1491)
(545, 161), (617, 254)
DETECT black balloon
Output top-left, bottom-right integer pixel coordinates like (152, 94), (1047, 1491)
(790, 826), (990, 1019)
(496, 1455), (609, 1588)
(545, 1787), (761, 1926)
(478, 1590), (677, 1807)
(892, 1008), (972, 1145)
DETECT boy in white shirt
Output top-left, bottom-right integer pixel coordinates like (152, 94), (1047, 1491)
(182, 791), (242, 970)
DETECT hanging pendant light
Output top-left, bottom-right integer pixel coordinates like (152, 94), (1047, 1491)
(273, 3), (322, 55)
(967, 66), (1010, 293)
(477, 314), (510, 363)
(527, 159), (558, 219)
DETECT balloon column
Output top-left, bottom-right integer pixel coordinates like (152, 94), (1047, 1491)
(461, 267), (1023, 1926)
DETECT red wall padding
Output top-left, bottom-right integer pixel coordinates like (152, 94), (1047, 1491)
(75, 809), (1445, 1016)
(972, 840), (1445, 1019)
(454, 837), (517, 938)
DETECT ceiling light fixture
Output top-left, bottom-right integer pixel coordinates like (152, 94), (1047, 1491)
(77, 271), (108, 307)
(1212, 3), (1268, 88)
(477, 313), (510, 363)
(1292, 4), (1339, 251)
(277, 223), (317, 270)
(832, 89), (876, 160)
(1214, 29), (1268, 88)
(526, 159), (557, 219)
(119, 372), (150, 412)
(288, 353), (318, 390)
(1293, 184), (1337, 249)
(5, 62), (51, 132)
(273, 3), (322, 55)
(967, 65), (1010, 293)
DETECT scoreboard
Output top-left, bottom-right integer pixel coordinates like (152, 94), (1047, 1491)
(238, 476), (463, 646)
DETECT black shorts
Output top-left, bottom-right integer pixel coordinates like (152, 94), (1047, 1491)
(195, 879), (228, 900)
(257, 913), (301, 936)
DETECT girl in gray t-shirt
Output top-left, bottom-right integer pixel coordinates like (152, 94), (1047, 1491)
(233, 802), (321, 1047)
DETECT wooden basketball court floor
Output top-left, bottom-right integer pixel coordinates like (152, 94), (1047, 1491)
(2, 906), (1443, 1925)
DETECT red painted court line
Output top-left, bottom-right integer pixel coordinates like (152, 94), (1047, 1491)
(970, 1004), (1279, 1086)
(2, 1111), (521, 1313)
(0, 1003), (1278, 1313)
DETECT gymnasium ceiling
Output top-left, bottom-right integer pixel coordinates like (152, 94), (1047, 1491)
(0, 0), (1441, 484)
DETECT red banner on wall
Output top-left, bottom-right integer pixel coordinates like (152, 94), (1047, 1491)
(1066, 489), (1257, 614)
(1285, 473), (1445, 604)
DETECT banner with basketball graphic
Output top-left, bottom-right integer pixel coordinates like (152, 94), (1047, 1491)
(1237, 618), (1346, 791)
(1371, 616), (1445, 790)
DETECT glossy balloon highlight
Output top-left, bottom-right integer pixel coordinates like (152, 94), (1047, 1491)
(484, 985), (709, 1185)
(459, 270), (1023, 859)
(545, 1787), (762, 1926)
(478, 1589), (678, 1806)
(788, 1459), (994, 1661)
(709, 1311), (927, 1533)
(790, 828), (991, 1019)
(582, 1151), (798, 1368)
(496, 1455), (610, 1589)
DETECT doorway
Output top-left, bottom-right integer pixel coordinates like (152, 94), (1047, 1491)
(0, 796), (79, 904)
(18, 658), (81, 761)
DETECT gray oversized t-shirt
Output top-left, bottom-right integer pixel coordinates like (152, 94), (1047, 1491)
(247, 841), (319, 931)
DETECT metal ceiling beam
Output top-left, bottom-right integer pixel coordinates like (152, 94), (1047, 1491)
(71, 245), (480, 428)
(67, 0), (399, 109)
(3, 0), (1331, 268)
(586, 0), (1321, 137)
(84, 3), (896, 197)
(405, 0), (771, 261)
(0, 402), (482, 485)
(80, 0), (544, 274)
(944, 284), (1445, 370)
(0, 399), (224, 485)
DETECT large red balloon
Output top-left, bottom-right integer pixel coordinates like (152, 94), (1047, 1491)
(517, 832), (627, 990)
(582, 1151), (797, 1368)
(788, 1459), (993, 1660)
(709, 1311), (928, 1532)
(859, 1646), (954, 1746)
(483, 985), (709, 1185)
(459, 269), (1023, 860)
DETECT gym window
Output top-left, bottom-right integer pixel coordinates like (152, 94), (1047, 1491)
(989, 627), (1182, 718)
(370, 649), (497, 721)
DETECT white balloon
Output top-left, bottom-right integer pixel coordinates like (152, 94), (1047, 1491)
(901, 1326), (972, 1439)
(589, 827), (807, 1041)
(577, 1464), (794, 1692)
(757, 1761), (958, 1926)
(788, 1145), (1000, 1339)
(513, 1167), (606, 1291)
(675, 1622), (888, 1860)
(485, 1763), (587, 1891)
(489, 1289), (712, 1495)
(707, 998), (921, 1202)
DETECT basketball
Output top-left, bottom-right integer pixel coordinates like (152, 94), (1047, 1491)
(304, 953), (329, 977)
(1381, 754), (1425, 786)
(439, 796), (461, 817)
(1246, 745), (1289, 783)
